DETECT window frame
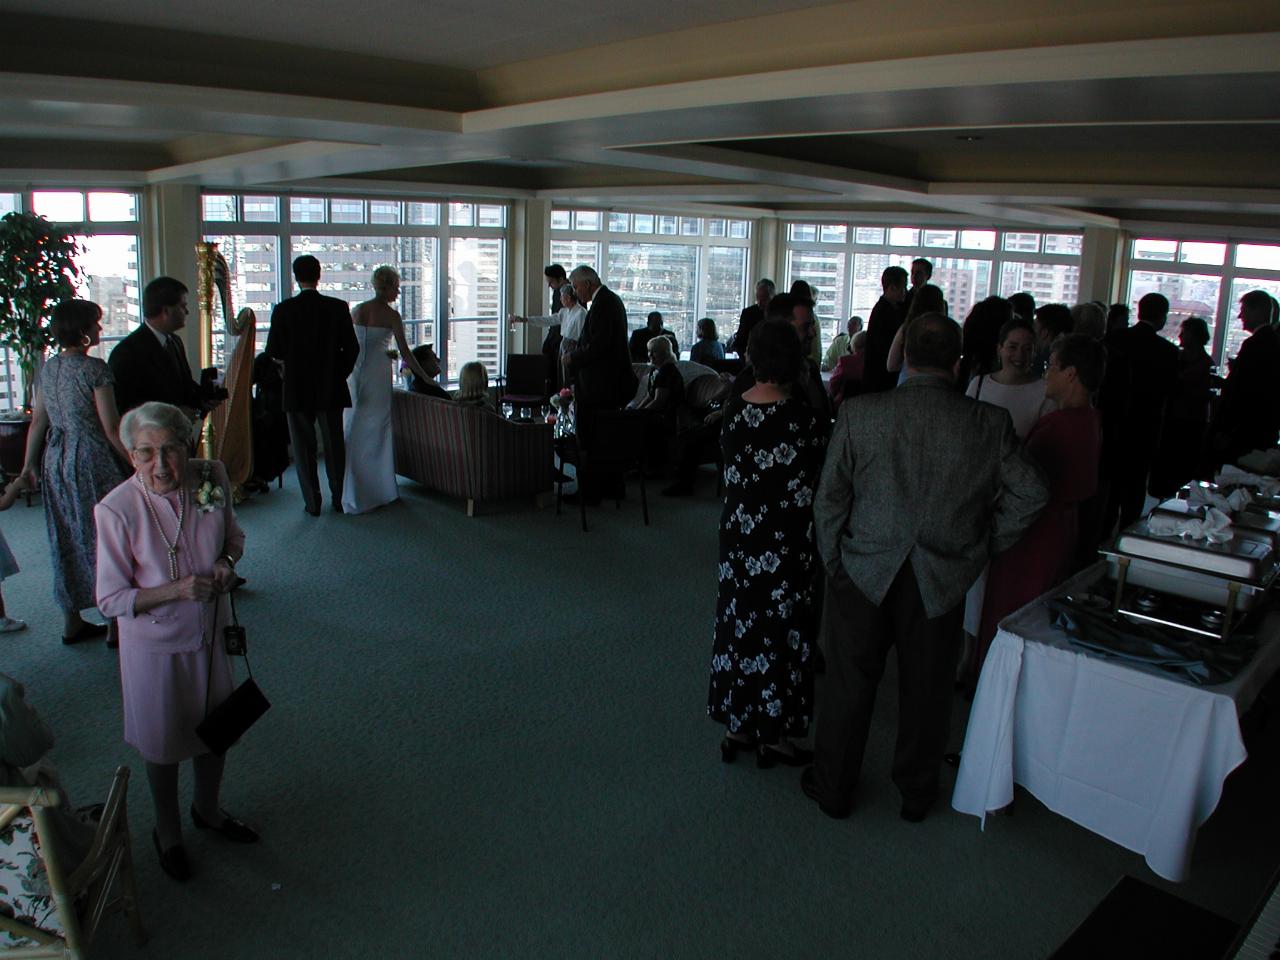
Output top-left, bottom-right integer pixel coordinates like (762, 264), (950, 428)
(0, 189), (143, 410)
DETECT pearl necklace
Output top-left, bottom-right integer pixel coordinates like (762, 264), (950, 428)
(137, 476), (186, 582)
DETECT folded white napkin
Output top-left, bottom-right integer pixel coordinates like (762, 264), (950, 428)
(1216, 465), (1280, 496)
(1186, 484), (1254, 513)
(1148, 506), (1234, 543)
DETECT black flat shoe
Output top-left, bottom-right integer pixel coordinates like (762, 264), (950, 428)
(900, 798), (934, 823)
(800, 766), (851, 820)
(719, 736), (752, 764)
(62, 622), (108, 645)
(757, 743), (814, 768)
(152, 829), (191, 882)
(191, 806), (259, 843)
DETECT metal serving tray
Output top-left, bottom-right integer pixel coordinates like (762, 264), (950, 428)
(1112, 519), (1275, 582)
(1100, 551), (1272, 611)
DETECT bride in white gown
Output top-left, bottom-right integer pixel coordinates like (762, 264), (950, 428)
(341, 266), (436, 515)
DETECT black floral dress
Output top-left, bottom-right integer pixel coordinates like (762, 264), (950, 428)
(707, 397), (825, 742)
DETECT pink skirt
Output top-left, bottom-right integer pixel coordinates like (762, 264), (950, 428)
(119, 636), (234, 764)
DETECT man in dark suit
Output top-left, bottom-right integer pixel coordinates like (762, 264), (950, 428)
(565, 264), (637, 504)
(806, 313), (1047, 822)
(1209, 289), (1280, 467)
(1098, 292), (1179, 534)
(265, 255), (359, 516)
(109, 277), (216, 417)
(861, 266), (908, 393)
(727, 279), (774, 356)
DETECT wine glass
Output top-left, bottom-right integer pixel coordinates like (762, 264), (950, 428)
(541, 403), (552, 421)
(501, 401), (514, 418)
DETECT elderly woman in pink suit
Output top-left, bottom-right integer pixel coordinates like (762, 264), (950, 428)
(94, 401), (257, 883)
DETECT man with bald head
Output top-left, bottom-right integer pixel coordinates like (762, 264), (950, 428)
(805, 312), (1046, 823)
(564, 265), (638, 504)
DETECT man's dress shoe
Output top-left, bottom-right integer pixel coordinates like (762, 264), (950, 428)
(800, 766), (851, 820)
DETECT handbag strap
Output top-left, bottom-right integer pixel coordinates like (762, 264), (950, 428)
(202, 587), (253, 720)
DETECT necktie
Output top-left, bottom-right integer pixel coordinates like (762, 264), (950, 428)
(166, 335), (184, 372)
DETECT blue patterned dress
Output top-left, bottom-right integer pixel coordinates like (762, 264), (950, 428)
(38, 353), (127, 612)
(707, 397), (825, 742)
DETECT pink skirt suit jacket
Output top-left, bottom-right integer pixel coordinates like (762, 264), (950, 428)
(95, 460), (245, 765)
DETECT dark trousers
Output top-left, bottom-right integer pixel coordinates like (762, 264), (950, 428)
(286, 409), (345, 512)
(813, 562), (963, 809)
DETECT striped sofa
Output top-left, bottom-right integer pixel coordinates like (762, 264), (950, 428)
(391, 389), (553, 515)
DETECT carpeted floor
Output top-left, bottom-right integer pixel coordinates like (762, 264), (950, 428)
(2, 468), (1277, 959)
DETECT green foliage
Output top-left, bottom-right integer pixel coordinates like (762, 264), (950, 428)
(0, 212), (81, 409)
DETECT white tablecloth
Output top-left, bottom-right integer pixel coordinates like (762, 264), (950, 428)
(951, 563), (1280, 882)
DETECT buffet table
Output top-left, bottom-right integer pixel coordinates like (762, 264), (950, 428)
(951, 563), (1280, 881)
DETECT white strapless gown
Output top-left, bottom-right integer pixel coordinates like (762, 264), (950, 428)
(342, 326), (398, 514)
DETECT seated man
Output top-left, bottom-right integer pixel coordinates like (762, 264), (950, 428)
(408, 345), (451, 400)
(628, 311), (679, 362)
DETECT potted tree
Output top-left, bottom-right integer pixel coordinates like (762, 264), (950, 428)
(0, 211), (81, 475)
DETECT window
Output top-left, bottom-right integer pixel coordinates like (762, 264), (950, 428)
(787, 249), (846, 327)
(203, 193), (501, 383)
(448, 238), (503, 381)
(608, 243), (699, 349)
(551, 208), (750, 355)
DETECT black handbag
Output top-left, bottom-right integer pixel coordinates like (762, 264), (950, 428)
(195, 590), (270, 756)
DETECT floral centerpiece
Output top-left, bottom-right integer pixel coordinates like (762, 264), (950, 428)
(549, 386), (575, 437)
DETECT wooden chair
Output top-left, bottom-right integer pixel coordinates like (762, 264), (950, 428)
(0, 766), (147, 959)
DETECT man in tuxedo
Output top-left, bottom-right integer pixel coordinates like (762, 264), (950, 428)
(1098, 292), (1179, 533)
(265, 255), (359, 516)
(727, 279), (774, 355)
(564, 265), (637, 504)
(109, 277), (219, 417)
(805, 313), (1046, 823)
(1209, 289), (1280, 466)
(902, 258), (933, 313)
(861, 266), (908, 393)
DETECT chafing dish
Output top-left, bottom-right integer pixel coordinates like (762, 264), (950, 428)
(1100, 516), (1276, 626)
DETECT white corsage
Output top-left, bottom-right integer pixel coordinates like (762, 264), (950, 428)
(195, 463), (226, 513)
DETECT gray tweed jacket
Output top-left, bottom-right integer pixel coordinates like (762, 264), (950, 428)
(814, 373), (1049, 618)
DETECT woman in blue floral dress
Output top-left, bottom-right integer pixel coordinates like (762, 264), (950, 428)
(14, 300), (130, 643)
(708, 321), (826, 767)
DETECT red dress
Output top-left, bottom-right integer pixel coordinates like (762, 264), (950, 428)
(978, 406), (1101, 656)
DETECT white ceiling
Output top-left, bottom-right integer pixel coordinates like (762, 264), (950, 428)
(1, 2), (1278, 230)
(0, 0), (828, 70)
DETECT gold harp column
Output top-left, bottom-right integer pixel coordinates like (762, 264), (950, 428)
(195, 242), (219, 457)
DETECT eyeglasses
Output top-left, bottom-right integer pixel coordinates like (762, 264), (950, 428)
(132, 443), (186, 462)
